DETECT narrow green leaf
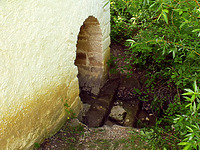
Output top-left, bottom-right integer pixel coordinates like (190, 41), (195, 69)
(162, 12), (168, 24)
(192, 29), (200, 32)
(130, 43), (139, 49)
(162, 48), (165, 55)
(174, 117), (180, 121)
(126, 39), (135, 42)
(197, 103), (200, 110)
(193, 81), (198, 92)
(191, 94), (196, 101)
(157, 13), (162, 22)
(143, 0), (146, 6)
(178, 142), (190, 145)
(173, 49), (176, 58)
(185, 103), (192, 108)
(163, 9), (169, 13)
(186, 126), (193, 132)
(103, 1), (109, 8)
(182, 93), (193, 96)
(156, 5), (162, 13)
(171, 75), (176, 78)
(193, 101), (196, 112)
(184, 96), (192, 101)
(191, 124), (198, 129)
(184, 89), (194, 93)
(179, 10), (183, 15)
(183, 144), (191, 150)
(197, 97), (200, 102)
(180, 22), (187, 29)
(149, 2), (157, 9)
(187, 133), (194, 140)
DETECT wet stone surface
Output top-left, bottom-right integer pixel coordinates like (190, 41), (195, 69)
(79, 72), (156, 128)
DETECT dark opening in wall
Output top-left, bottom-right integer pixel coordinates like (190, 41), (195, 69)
(75, 16), (104, 95)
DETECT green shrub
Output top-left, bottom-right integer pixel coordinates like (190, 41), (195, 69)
(107, 0), (200, 148)
(109, 0), (200, 110)
(174, 81), (200, 149)
(130, 81), (200, 149)
(110, 0), (200, 85)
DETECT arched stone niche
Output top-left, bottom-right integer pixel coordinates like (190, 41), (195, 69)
(75, 16), (107, 95)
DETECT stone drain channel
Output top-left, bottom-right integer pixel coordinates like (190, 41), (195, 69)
(78, 74), (156, 128)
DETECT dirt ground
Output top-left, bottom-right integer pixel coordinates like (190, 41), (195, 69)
(35, 118), (145, 150)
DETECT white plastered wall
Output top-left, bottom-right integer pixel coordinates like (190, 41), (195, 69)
(0, 0), (110, 149)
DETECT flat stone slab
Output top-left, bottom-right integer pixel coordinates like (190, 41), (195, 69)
(84, 79), (119, 127)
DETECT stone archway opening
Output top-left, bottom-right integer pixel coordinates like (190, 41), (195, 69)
(75, 16), (104, 95)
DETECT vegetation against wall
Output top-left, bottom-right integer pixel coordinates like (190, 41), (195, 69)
(108, 0), (200, 149)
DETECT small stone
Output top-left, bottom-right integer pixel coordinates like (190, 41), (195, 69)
(109, 105), (127, 125)
(145, 117), (149, 121)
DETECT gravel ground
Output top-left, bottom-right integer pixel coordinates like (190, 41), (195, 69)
(36, 119), (143, 150)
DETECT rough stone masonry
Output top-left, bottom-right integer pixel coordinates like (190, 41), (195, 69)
(0, 0), (110, 149)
